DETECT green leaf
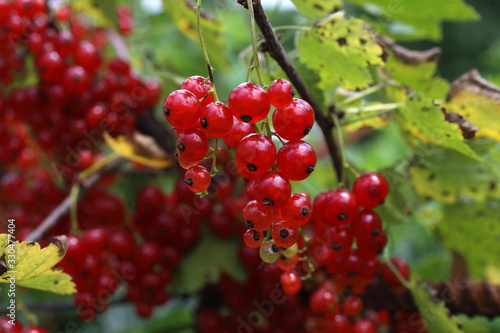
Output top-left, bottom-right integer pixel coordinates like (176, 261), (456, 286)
(70, 0), (118, 29)
(395, 92), (480, 161)
(435, 201), (500, 276)
(409, 140), (500, 204)
(297, 12), (384, 91)
(162, 0), (229, 70)
(0, 235), (76, 295)
(291, 0), (343, 20)
(346, 0), (479, 41)
(171, 226), (246, 293)
(408, 277), (464, 333)
(456, 315), (493, 333)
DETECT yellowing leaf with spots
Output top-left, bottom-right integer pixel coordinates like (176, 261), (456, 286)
(0, 233), (8, 253)
(0, 235), (76, 295)
(436, 201), (500, 277)
(297, 12), (384, 91)
(443, 70), (500, 141)
(409, 277), (464, 333)
(104, 132), (175, 169)
(162, 0), (229, 69)
(291, 0), (343, 20)
(395, 92), (480, 161)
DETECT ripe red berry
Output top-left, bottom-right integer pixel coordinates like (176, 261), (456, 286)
(236, 133), (276, 177)
(177, 128), (209, 162)
(352, 172), (389, 209)
(324, 189), (359, 225)
(381, 257), (410, 287)
(228, 82), (270, 123)
(271, 220), (298, 248)
(268, 78), (295, 108)
(277, 140), (316, 181)
(253, 171), (292, 210)
(242, 200), (273, 231)
(352, 210), (382, 238)
(184, 165), (211, 193)
(199, 102), (233, 138)
(136, 185), (164, 218)
(342, 295), (364, 317)
(37, 51), (66, 83)
(352, 318), (377, 333)
(324, 225), (353, 253)
(280, 270), (302, 295)
(180, 76), (213, 107)
(272, 98), (314, 140)
(223, 117), (256, 149)
(243, 228), (264, 248)
(63, 66), (89, 94)
(280, 193), (312, 227)
(163, 90), (201, 130)
(75, 41), (101, 74)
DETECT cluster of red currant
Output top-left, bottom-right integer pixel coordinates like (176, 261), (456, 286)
(0, 0), (160, 180)
(0, 316), (47, 333)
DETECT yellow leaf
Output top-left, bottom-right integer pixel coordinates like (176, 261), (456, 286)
(485, 266), (500, 284)
(443, 70), (500, 141)
(0, 235), (76, 295)
(0, 233), (8, 254)
(103, 132), (175, 169)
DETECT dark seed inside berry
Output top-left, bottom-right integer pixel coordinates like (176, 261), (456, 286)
(240, 115), (252, 123)
(280, 229), (289, 239)
(163, 106), (170, 116)
(301, 206), (310, 216)
(253, 230), (261, 241)
(331, 243), (341, 250)
(245, 220), (254, 228)
(271, 244), (279, 252)
(306, 165), (315, 174)
(247, 164), (257, 172)
(200, 118), (208, 128)
(177, 142), (186, 151)
(369, 187), (380, 197)
(303, 125), (312, 135)
(371, 227), (380, 236)
(263, 198), (274, 206)
(337, 213), (347, 221)
(184, 177), (193, 186)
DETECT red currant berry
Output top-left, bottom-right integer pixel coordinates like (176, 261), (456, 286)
(223, 117), (256, 149)
(136, 185), (164, 218)
(272, 98), (314, 140)
(268, 78), (295, 108)
(277, 140), (317, 181)
(280, 270), (302, 295)
(352, 172), (389, 209)
(243, 228), (264, 248)
(271, 220), (298, 248)
(254, 171), (292, 210)
(177, 153), (198, 170)
(184, 165), (211, 193)
(242, 200), (273, 231)
(74, 41), (101, 74)
(276, 253), (298, 271)
(228, 82), (270, 123)
(324, 225), (353, 253)
(352, 210), (382, 238)
(180, 75), (213, 107)
(342, 295), (363, 317)
(199, 102), (233, 138)
(352, 318), (376, 333)
(177, 128), (209, 162)
(163, 90), (201, 130)
(324, 189), (359, 225)
(236, 133), (276, 177)
(280, 193), (312, 227)
(357, 230), (387, 257)
(381, 257), (410, 287)
(37, 51), (66, 83)
(63, 66), (89, 94)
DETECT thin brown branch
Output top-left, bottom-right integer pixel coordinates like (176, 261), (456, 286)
(250, 1), (343, 180)
(25, 158), (125, 242)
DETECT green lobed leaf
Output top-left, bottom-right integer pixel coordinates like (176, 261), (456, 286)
(291, 0), (343, 20)
(346, 0), (479, 41)
(408, 277), (464, 333)
(395, 92), (480, 161)
(435, 201), (500, 277)
(296, 12), (385, 91)
(456, 315), (494, 333)
(409, 140), (500, 204)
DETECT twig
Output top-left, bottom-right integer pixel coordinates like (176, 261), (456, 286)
(25, 158), (125, 242)
(250, 2), (343, 180)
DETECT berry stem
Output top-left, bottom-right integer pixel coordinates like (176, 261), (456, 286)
(379, 256), (412, 289)
(210, 138), (220, 176)
(195, 0), (219, 102)
(69, 184), (81, 236)
(248, 0), (266, 88)
(332, 113), (348, 188)
(336, 79), (398, 109)
(298, 227), (315, 280)
(17, 293), (37, 326)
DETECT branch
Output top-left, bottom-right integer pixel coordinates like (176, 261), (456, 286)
(25, 158), (125, 242)
(250, 1), (343, 180)
(136, 109), (177, 154)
